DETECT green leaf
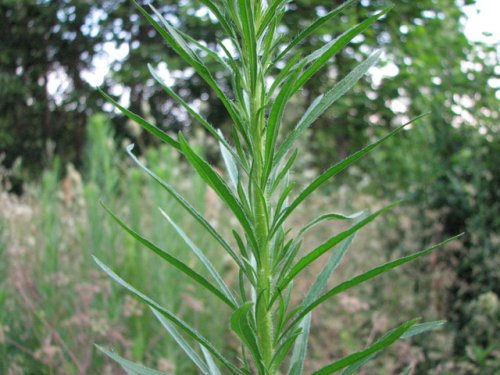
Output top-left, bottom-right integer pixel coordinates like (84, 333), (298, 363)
(159, 208), (237, 307)
(132, 0), (242, 127)
(96, 345), (166, 375)
(178, 133), (258, 250)
(281, 232), (357, 326)
(198, 0), (233, 37)
(268, 54), (302, 97)
(93, 257), (241, 374)
(218, 129), (240, 190)
(97, 88), (180, 150)
(289, 234), (463, 330)
(231, 303), (264, 372)
(313, 319), (420, 374)
(102, 203), (237, 309)
(177, 29), (231, 71)
(278, 202), (400, 291)
(287, 313), (312, 375)
(126, 145), (245, 272)
(291, 7), (392, 95)
(264, 61), (308, 178)
(238, 0), (258, 91)
(148, 64), (241, 166)
(273, 0), (356, 65)
(148, 4), (198, 61)
(269, 149), (298, 194)
(272, 114), (428, 231)
(271, 329), (302, 371)
(298, 211), (364, 237)
(257, 0), (289, 38)
(151, 309), (210, 375)
(401, 320), (446, 339)
(303, 234), (357, 307)
(200, 345), (223, 375)
(275, 50), (382, 164)
(285, 235), (356, 368)
(341, 321), (446, 374)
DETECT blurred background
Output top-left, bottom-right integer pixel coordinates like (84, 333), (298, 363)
(0, 0), (498, 374)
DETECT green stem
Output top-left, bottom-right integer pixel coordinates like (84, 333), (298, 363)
(252, 76), (275, 374)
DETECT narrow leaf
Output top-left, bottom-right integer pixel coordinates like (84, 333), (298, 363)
(200, 345), (223, 375)
(218, 129), (240, 190)
(273, 114), (428, 231)
(291, 7), (392, 95)
(341, 321), (446, 374)
(279, 202), (400, 291)
(132, 0), (242, 126)
(298, 211), (364, 237)
(96, 345), (166, 375)
(273, 0), (356, 64)
(276, 50), (382, 164)
(198, 0), (233, 37)
(102, 203), (237, 309)
(303, 233), (357, 307)
(93, 257), (241, 374)
(287, 313), (312, 375)
(290, 234), (463, 329)
(401, 320), (446, 339)
(97, 88), (179, 150)
(178, 133), (258, 250)
(159, 208), (237, 307)
(126, 145), (245, 271)
(151, 309), (210, 375)
(313, 319), (420, 374)
(148, 64), (241, 166)
(231, 303), (265, 373)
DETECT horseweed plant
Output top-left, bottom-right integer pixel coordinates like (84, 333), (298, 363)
(95, 0), (461, 373)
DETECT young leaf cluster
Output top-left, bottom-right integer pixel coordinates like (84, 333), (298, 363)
(95, 1), (461, 374)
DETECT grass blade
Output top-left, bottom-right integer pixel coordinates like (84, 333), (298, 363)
(102, 203), (237, 309)
(93, 257), (241, 374)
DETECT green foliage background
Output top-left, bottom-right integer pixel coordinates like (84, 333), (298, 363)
(0, 0), (498, 373)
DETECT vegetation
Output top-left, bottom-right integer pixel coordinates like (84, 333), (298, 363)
(92, 1), (463, 374)
(0, 0), (498, 374)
